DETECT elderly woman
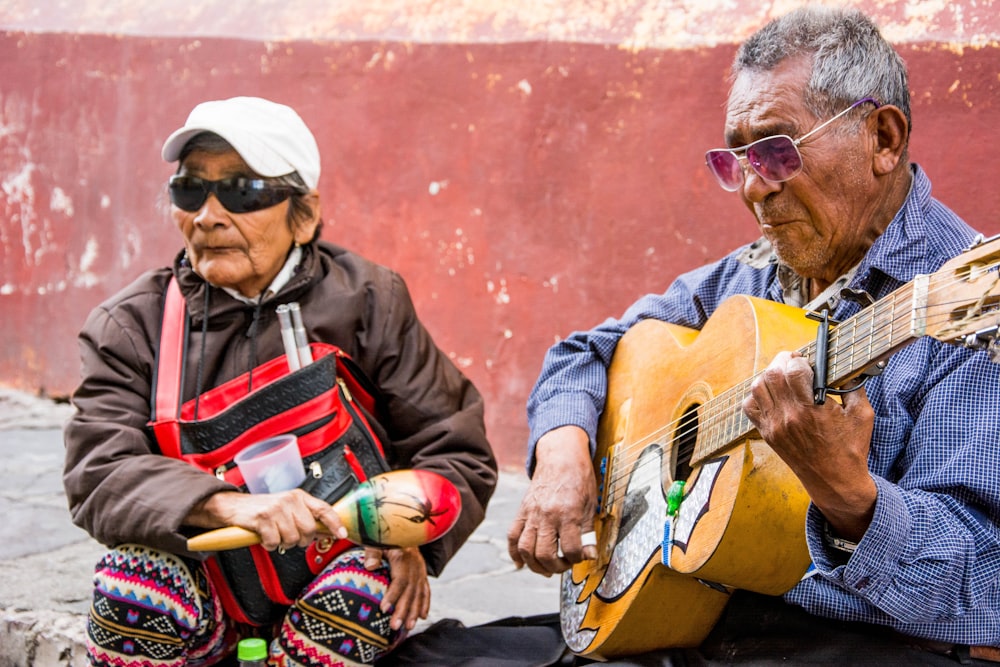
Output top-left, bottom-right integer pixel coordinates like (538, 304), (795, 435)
(63, 96), (497, 666)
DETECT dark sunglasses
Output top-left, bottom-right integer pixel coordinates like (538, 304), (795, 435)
(168, 175), (300, 213)
(705, 97), (881, 192)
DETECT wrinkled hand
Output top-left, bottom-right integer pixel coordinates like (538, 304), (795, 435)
(742, 350), (878, 540)
(186, 488), (348, 551)
(364, 546), (429, 631)
(507, 425), (598, 576)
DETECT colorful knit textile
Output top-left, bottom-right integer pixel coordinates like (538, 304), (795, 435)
(87, 544), (237, 666)
(269, 549), (404, 666)
(86, 545), (402, 666)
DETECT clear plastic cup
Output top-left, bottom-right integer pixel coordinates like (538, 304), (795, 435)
(234, 434), (306, 494)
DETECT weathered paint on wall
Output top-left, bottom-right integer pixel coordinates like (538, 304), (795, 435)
(2, 1), (999, 467)
(4, 0), (1000, 46)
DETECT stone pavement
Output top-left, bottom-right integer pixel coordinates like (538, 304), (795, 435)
(0, 388), (559, 666)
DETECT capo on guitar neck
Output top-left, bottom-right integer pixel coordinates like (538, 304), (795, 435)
(807, 309), (833, 404)
(807, 304), (884, 405)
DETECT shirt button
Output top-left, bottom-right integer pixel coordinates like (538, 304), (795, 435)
(855, 577), (871, 590)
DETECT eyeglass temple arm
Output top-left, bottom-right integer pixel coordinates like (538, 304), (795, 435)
(793, 97), (882, 146)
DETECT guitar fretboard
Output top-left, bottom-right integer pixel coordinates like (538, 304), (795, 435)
(692, 281), (919, 464)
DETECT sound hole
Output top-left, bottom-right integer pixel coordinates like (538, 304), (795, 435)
(672, 404), (698, 482)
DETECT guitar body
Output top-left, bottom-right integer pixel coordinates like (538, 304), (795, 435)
(561, 295), (818, 659)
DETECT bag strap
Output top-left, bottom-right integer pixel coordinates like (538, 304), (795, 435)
(148, 276), (385, 460)
(149, 276), (186, 459)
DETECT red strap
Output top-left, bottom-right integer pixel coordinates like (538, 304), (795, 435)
(150, 277), (185, 458)
(343, 445), (370, 482)
(306, 536), (352, 575)
(204, 557), (254, 625)
(250, 546), (296, 606)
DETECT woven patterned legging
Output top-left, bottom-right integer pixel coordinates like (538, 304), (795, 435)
(86, 544), (403, 666)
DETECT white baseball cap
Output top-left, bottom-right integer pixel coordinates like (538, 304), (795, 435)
(161, 96), (321, 189)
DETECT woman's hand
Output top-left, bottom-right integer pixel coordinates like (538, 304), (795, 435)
(188, 490), (431, 630)
(185, 488), (348, 551)
(364, 546), (430, 631)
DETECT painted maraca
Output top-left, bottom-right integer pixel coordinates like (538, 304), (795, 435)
(187, 469), (462, 552)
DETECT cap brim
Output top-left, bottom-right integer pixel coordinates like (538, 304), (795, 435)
(161, 127), (208, 163)
(160, 124), (294, 180)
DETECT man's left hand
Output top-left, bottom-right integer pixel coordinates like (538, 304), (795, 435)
(742, 350), (878, 541)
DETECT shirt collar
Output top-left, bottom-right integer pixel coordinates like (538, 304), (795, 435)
(222, 245), (303, 305)
(778, 261), (862, 311)
(850, 164), (927, 286)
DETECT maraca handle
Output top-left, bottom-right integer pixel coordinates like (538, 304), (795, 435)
(187, 469), (461, 552)
(186, 525), (294, 551)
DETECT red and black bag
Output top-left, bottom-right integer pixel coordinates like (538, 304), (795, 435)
(148, 278), (390, 626)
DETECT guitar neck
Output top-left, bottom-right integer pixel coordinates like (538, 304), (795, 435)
(692, 281), (921, 464)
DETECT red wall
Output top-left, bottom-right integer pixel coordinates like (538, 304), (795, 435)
(2, 3), (999, 468)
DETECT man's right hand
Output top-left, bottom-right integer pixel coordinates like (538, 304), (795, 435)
(507, 425), (598, 576)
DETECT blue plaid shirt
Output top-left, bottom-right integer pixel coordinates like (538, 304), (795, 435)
(526, 165), (1000, 645)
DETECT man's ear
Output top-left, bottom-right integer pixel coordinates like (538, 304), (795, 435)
(293, 191), (322, 245)
(871, 105), (909, 176)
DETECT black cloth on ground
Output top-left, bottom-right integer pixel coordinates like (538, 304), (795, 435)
(378, 591), (987, 666)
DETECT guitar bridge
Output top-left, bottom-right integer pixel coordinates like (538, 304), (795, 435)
(597, 452), (621, 564)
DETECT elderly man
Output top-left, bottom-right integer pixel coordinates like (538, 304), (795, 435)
(509, 6), (1000, 665)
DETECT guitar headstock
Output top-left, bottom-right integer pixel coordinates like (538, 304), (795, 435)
(922, 234), (1000, 361)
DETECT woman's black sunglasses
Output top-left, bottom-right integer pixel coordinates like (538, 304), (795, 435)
(168, 175), (300, 214)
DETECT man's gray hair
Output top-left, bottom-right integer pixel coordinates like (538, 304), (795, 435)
(734, 6), (911, 131)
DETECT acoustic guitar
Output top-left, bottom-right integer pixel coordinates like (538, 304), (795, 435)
(560, 235), (1000, 659)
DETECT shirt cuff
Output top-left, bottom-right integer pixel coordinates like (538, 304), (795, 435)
(806, 476), (910, 601)
(525, 393), (599, 476)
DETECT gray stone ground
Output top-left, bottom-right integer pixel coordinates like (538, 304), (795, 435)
(0, 388), (559, 666)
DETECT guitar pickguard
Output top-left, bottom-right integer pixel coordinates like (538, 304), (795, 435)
(560, 570), (595, 651)
(596, 445), (667, 599)
(671, 457), (725, 551)
(561, 445), (667, 651)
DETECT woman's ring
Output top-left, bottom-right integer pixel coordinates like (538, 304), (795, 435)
(581, 531), (597, 547)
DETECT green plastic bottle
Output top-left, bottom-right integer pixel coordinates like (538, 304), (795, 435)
(237, 637), (268, 667)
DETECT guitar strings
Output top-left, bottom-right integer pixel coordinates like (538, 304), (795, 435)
(601, 259), (1000, 496)
(684, 265), (997, 464)
(596, 255), (1000, 505)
